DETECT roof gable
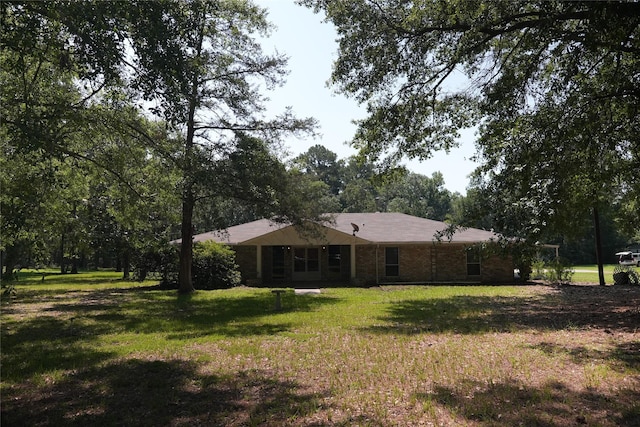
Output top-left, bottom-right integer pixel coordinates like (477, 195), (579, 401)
(242, 224), (367, 246)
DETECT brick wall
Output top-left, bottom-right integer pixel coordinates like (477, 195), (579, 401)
(433, 243), (514, 283)
(355, 243), (513, 284)
(481, 253), (514, 283)
(233, 243), (513, 286)
(355, 245), (377, 285)
(432, 244), (465, 282)
(233, 246), (257, 284)
(355, 244), (433, 284)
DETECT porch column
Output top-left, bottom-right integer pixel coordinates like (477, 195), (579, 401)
(256, 244), (262, 280)
(350, 243), (356, 279)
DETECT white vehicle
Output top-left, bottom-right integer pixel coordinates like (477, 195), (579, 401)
(616, 251), (640, 267)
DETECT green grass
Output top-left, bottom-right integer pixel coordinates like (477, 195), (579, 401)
(9, 268), (155, 290)
(2, 270), (639, 426)
(571, 264), (639, 284)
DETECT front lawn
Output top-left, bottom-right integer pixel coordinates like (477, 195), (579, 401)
(2, 271), (639, 426)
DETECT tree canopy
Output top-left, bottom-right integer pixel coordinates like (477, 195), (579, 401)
(124, 1), (318, 292)
(3, 1), (638, 287)
(303, 0), (639, 244)
(1, 1), (320, 291)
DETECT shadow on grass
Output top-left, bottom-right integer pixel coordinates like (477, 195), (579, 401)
(1, 358), (330, 427)
(42, 288), (338, 337)
(532, 340), (640, 373)
(0, 316), (116, 383)
(365, 285), (640, 335)
(1, 288), (338, 382)
(417, 378), (640, 427)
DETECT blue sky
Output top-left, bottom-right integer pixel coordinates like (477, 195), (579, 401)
(257, 0), (479, 195)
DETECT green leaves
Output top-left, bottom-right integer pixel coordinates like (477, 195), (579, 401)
(306, 0), (640, 242)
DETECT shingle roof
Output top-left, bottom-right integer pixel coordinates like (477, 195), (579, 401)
(192, 212), (500, 245)
(333, 212), (498, 243)
(192, 219), (280, 245)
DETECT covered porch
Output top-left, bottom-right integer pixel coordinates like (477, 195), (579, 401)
(233, 225), (367, 286)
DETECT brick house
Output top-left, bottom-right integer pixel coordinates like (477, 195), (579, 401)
(192, 212), (514, 286)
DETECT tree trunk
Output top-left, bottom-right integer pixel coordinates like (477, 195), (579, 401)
(593, 206), (605, 286)
(177, 63), (200, 295)
(178, 190), (195, 293)
(60, 232), (66, 274)
(70, 244), (78, 274)
(122, 251), (130, 280)
(2, 247), (18, 281)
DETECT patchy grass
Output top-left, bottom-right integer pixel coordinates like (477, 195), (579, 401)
(2, 271), (639, 426)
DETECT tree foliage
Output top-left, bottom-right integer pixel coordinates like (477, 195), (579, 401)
(120, 1), (318, 293)
(291, 144), (345, 195)
(303, 0), (640, 243)
(379, 171), (452, 221)
(2, 1), (320, 292)
(288, 146), (457, 219)
(1, 2), (177, 277)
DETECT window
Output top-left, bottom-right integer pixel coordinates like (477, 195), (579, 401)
(328, 245), (341, 272)
(466, 248), (481, 276)
(385, 247), (399, 276)
(294, 248), (319, 273)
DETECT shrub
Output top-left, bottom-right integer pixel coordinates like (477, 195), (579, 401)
(192, 241), (241, 290)
(531, 258), (546, 280)
(133, 240), (241, 289)
(545, 258), (574, 284)
(613, 265), (640, 286)
(133, 243), (179, 287)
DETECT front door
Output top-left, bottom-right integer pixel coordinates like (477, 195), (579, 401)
(292, 247), (320, 281)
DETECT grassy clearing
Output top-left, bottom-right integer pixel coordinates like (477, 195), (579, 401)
(2, 270), (639, 426)
(571, 264), (639, 284)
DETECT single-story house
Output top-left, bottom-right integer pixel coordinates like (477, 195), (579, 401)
(191, 212), (515, 286)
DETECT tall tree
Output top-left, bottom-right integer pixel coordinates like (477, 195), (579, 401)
(0, 142), (57, 278)
(128, 1), (316, 293)
(304, 0), (640, 283)
(291, 144), (345, 195)
(1, 2), (141, 275)
(379, 171), (452, 220)
(83, 120), (182, 278)
(3, 2), (318, 292)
